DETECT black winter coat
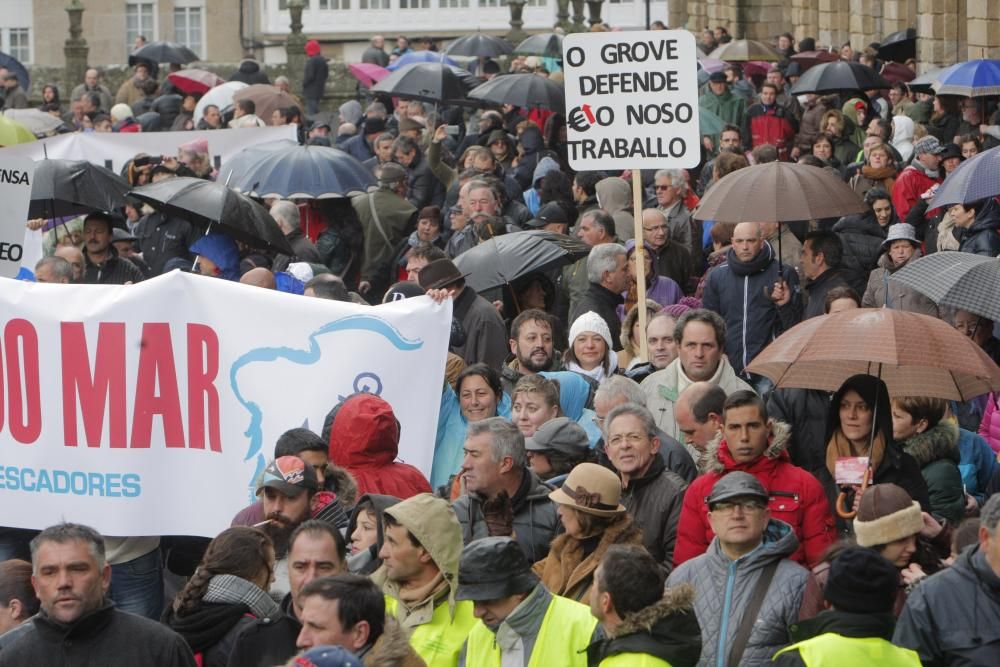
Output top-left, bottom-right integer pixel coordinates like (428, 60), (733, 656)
(958, 201), (1000, 257)
(833, 212), (889, 294)
(569, 282), (625, 352)
(224, 594), (300, 667)
(0, 603), (196, 667)
(229, 60), (269, 85)
(620, 454), (688, 575)
(302, 55), (329, 99)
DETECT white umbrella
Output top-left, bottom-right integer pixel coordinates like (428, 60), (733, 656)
(193, 81), (247, 126)
(3, 108), (64, 136)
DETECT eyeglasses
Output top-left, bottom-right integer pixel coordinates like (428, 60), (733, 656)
(592, 416), (605, 428)
(607, 432), (648, 448)
(709, 500), (767, 514)
(653, 185), (674, 191)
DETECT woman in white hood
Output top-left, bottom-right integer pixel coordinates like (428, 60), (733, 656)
(892, 115), (915, 164)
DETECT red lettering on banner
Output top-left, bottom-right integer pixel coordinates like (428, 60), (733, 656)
(187, 324), (221, 452)
(130, 323), (185, 449)
(1, 319), (42, 443)
(61, 322), (128, 448)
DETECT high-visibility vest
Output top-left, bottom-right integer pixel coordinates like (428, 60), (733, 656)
(464, 594), (597, 667)
(600, 652), (671, 666)
(773, 633), (921, 666)
(384, 595), (477, 667)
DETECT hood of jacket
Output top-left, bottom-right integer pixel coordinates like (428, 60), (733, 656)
(900, 419), (961, 467)
(238, 59), (262, 75)
(833, 211), (891, 238)
(532, 156), (561, 189)
(327, 394), (400, 468)
(595, 584), (702, 666)
(725, 239), (776, 277)
(789, 609), (897, 643)
(305, 40), (322, 57)
(877, 246), (922, 273)
(595, 177), (632, 214)
(163, 601), (251, 652)
(519, 126), (543, 155)
(339, 99), (362, 126)
(365, 616), (421, 667)
(969, 198), (1000, 234)
(705, 419), (792, 474)
(539, 369), (594, 420)
(190, 232), (241, 280)
(383, 493), (464, 614)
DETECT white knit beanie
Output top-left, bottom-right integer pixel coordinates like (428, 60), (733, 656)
(569, 311), (614, 351)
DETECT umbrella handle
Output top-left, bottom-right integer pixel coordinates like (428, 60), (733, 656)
(835, 467), (871, 520)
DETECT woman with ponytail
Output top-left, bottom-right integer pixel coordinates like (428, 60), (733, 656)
(163, 527), (278, 667)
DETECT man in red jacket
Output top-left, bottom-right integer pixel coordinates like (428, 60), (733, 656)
(745, 83), (797, 161)
(673, 390), (835, 569)
(892, 135), (944, 220)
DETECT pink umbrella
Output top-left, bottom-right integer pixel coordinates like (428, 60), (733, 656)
(742, 60), (775, 78)
(791, 50), (839, 71)
(881, 61), (916, 84)
(697, 57), (726, 73)
(167, 68), (225, 95)
(348, 63), (391, 89)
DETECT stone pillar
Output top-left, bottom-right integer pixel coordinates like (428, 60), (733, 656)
(966, 0), (997, 59)
(285, 0), (307, 96)
(687, 1), (709, 33)
(790, 0), (820, 43)
(818, 0), (849, 49)
(917, 0), (966, 68)
(507, 0), (528, 43)
(586, 0), (604, 27)
(570, 0), (587, 32)
(746, 0), (785, 40)
(64, 0), (89, 90)
(555, 0), (572, 32)
(667, 2), (688, 30)
(849, 0), (877, 51)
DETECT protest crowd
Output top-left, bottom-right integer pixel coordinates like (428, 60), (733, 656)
(3, 16), (1000, 667)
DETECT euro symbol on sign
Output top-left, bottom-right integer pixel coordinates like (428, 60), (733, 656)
(568, 105), (592, 132)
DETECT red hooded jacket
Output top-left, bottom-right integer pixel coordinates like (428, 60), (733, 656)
(327, 394), (431, 499)
(673, 421), (835, 569)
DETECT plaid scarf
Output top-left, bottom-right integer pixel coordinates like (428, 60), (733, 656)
(203, 574), (281, 619)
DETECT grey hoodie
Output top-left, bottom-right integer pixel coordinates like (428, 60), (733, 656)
(595, 177), (634, 241)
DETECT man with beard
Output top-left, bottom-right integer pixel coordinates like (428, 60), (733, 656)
(255, 456), (320, 600)
(500, 309), (561, 395)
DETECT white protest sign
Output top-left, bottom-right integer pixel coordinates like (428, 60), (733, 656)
(0, 272), (450, 536)
(563, 30), (701, 171)
(0, 155), (35, 279)
(0, 126), (297, 174)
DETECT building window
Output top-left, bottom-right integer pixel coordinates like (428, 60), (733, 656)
(478, 0), (507, 6)
(359, 0), (389, 7)
(174, 7), (203, 57)
(125, 2), (155, 56)
(441, 0), (470, 6)
(319, 0), (350, 8)
(400, 0), (430, 7)
(526, 0), (547, 5)
(5, 28), (30, 64)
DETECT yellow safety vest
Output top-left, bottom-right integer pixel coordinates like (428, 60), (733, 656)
(600, 652), (671, 666)
(464, 594), (598, 667)
(773, 633), (921, 666)
(385, 595), (477, 667)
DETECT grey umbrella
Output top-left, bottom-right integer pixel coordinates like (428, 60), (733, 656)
(929, 145), (1000, 209)
(890, 252), (1000, 322)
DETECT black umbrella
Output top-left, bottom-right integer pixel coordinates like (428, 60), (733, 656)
(130, 41), (200, 65)
(446, 33), (513, 58)
(877, 28), (917, 63)
(221, 144), (376, 199)
(789, 61), (891, 95)
(514, 33), (563, 58)
(468, 73), (564, 112)
(0, 51), (29, 91)
(129, 177), (293, 254)
(453, 230), (589, 292)
(29, 159), (131, 219)
(371, 62), (474, 104)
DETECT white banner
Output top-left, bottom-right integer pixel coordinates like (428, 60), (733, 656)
(0, 155), (35, 279)
(0, 126), (297, 174)
(0, 272), (451, 537)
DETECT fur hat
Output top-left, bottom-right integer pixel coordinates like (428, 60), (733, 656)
(854, 483), (923, 547)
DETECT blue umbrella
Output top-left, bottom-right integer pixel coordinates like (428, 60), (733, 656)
(929, 145), (1000, 209)
(0, 51), (29, 91)
(218, 139), (297, 186)
(932, 59), (1000, 97)
(387, 50), (457, 71)
(225, 144), (375, 199)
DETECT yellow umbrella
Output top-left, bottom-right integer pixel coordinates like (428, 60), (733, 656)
(0, 114), (37, 147)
